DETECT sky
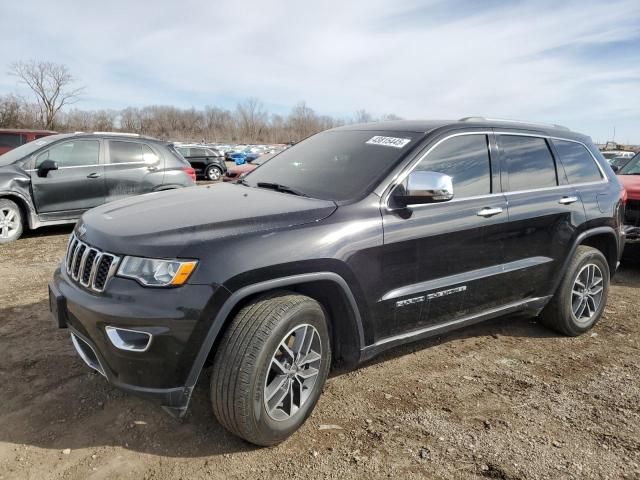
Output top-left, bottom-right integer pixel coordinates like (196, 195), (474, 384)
(1, 0), (639, 143)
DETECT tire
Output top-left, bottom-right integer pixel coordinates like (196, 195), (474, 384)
(205, 165), (222, 181)
(210, 293), (331, 446)
(0, 198), (23, 244)
(540, 245), (610, 336)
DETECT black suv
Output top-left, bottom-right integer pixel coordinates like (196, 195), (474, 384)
(0, 133), (196, 243)
(49, 119), (624, 446)
(175, 145), (227, 181)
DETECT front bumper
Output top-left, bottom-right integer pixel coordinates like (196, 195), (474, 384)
(49, 267), (223, 415)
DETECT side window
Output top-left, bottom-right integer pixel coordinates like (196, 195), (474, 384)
(109, 141), (143, 164)
(552, 139), (603, 184)
(414, 135), (491, 198)
(190, 148), (207, 157)
(0, 133), (25, 149)
(142, 144), (159, 164)
(35, 140), (100, 168)
(176, 147), (189, 157)
(499, 136), (557, 191)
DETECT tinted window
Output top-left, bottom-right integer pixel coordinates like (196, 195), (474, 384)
(620, 154), (640, 175)
(109, 141), (143, 164)
(552, 140), (602, 184)
(0, 133), (25, 149)
(190, 148), (208, 157)
(415, 135), (491, 198)
(245, 130), (420, 201)
(499, 136), (557, 191)
(36, 140), (100, 167)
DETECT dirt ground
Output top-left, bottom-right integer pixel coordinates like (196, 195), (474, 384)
(1, 218), (639, 479)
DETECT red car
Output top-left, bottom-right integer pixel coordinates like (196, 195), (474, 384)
(617, 152), (640, 244)
(222, 153), (274, 182)
(0, 129), (57, 155)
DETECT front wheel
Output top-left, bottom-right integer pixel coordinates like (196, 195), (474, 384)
(540, 245), (610, 336)
(205, 165), (222, 181)
(210, 293), (331, 446)
(0, 198), (23, 244)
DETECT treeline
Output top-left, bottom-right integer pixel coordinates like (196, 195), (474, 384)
(0, 94), (401, 144)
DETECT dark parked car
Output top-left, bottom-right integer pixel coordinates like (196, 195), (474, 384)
(0, 132), (196, 243)
(610, 153), (636, 172)
(0, 128), (57, 155)
(176, 146), (227, 181)
(49, 118), (624, 446)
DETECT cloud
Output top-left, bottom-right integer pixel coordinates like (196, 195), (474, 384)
(1, 0), (639, 142)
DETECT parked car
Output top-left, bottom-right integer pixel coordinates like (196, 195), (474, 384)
(616, 153), (640, 244)
(175, 145), (227, 181)
(602, 150), (635, 162)
(222, 153), (274, 182)
(0, 132), (195, 243)
(49, 118), (623, 446)
(610, 154), (635, 172)
(0, 128), (57, 155)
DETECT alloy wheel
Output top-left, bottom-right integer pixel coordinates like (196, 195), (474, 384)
(0, 206), (20, 239)
(571, 263), (604, 324)
(207, 167), (221, 181)
(264, 324), (322, 421)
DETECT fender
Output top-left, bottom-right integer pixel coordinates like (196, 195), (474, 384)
(0, 189), (39, 229)
(181, 272), (365, 401)
(551, 226), (619, 295)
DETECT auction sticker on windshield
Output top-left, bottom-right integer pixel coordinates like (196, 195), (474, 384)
(366, 136), (411, 149)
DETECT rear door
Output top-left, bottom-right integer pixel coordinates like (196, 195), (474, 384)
(104, 140), (164, 202)
(186, 147), (209, 176)
(30, 138), (105, 215)
(377, 133), (508, 340)
(497, 133), (586, 303)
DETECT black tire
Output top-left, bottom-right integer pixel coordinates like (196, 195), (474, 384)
(205, 165), (222, 181)
(210, 293), (331, 446)
(0, 198), (24, 244)
(540, 245), (609, 336)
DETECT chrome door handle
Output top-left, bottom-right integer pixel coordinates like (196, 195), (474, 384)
(477, 207), (503, 218)
(86, 172), (101, 179)
(559, 196), (578, 205)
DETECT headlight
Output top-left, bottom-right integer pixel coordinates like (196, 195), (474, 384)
(117, 256), (198, 287)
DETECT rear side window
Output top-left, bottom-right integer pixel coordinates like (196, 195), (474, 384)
(190, 148), (207, 157)
(499, 136), (557, 191)
(552, 140), (603, 184)
(109, 141), (143, 164)
(142, 144), (159, 164)
(415, 134), (491, 198)
(0, 133), (25, 148)
(35, 140), (100, 167)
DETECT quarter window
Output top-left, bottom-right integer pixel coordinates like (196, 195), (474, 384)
(414, 135), (491, 198)
(552, 140), (602, 184)
(35, 140), (100, 168)
(499, 136), (557, 191)
(109, 141), (143, 164)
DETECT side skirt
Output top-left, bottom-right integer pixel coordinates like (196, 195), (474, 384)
(359, 296), (551, 362)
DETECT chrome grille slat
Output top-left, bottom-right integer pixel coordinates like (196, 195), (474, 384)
(64, 233), (120, 293)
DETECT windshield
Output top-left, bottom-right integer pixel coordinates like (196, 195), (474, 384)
(244, 130), (421, 201)
(619, 153), (640, 174)
(0, 135), (65, 166)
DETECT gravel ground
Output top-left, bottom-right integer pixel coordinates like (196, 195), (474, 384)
(0, 208), (639, 479)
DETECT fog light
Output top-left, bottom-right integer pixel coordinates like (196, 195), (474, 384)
(105, 326), (152, 352)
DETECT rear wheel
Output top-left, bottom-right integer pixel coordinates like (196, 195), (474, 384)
(540, 245), (609, 336)
(0, 199), (23, 244)
(210, 293), (331, 446)
(205, 165), (222, 181)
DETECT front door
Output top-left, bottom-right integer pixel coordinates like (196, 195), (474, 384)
(30, 139), (105, 215)
(377, 133), (507, 341)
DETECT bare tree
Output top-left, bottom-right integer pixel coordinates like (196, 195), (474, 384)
(10, 60), (84, 129)
(236, 97), (267, 142)
(354, 109), (373, 124)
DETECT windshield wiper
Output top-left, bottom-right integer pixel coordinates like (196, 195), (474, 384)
(256, 182), (309, 197)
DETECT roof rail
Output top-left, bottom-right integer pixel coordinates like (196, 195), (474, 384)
(458, 116), (570, 131)
(92, 132), (140, 137)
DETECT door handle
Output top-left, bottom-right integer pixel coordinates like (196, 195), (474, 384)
(147, 165), (158, 172)
(559, 196), (578, 205)
(86, 172), (101, 179)
(477, 207), (503, 218)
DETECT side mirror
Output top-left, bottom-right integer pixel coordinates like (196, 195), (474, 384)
(611, 165), (620, 173)
(392, 171), (454, 207)
(37, 159), (58, 178)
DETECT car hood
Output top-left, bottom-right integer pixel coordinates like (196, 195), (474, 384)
(618, 174), (640, 200)
(80, 183), (337, 257)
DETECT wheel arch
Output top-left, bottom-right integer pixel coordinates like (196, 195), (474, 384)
(185, 272), (365, 391)
(0, 190), (37, 229)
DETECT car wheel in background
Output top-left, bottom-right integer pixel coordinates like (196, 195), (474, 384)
(210, 292), (331, 446)
(0, 198), (23, 244)
(205, 165), (222, 181)
(540, 245), (610, 336)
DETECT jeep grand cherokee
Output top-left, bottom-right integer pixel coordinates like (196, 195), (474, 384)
(49, 118), (624, 446)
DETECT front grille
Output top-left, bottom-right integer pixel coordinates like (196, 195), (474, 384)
(625, 200), (640, 227)
(65, 233), (120, 292)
